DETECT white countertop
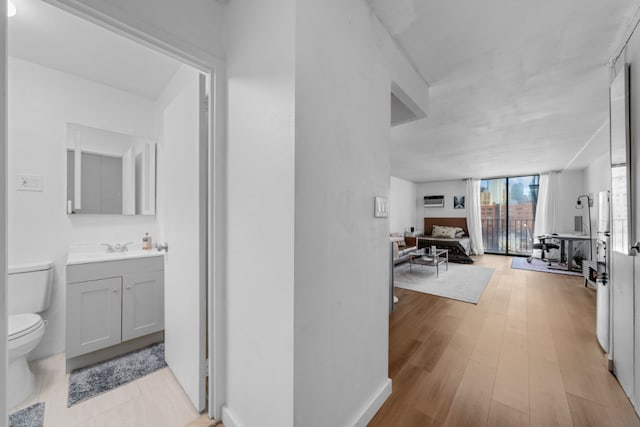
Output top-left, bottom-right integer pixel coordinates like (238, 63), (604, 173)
(67, 243), (164, 265)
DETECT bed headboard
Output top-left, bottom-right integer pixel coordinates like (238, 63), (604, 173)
(423, 217), (469, 236)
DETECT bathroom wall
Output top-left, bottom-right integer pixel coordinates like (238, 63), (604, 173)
(8, 57), (159, 360)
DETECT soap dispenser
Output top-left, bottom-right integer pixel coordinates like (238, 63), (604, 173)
(143, 233), (151, 250)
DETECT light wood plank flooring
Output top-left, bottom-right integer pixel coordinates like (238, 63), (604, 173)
(10, 352), (209, 427)
(369, 255), (640, 427)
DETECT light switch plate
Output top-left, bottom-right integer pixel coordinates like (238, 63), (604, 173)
(17, 174), (43, 192)
(374, 196), (389, 218)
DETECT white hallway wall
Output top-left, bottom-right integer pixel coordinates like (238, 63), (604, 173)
(294, 0), (391, 425)
(390, 176), (417, 233)
(225, 0), (296, 425)
(8, 57), (158, 360)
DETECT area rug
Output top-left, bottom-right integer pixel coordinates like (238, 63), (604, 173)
(394, 262), (494, 304)
(511, 257), (582, 277)
(68, 342), (166, 407)
(9, 402), (44, 427)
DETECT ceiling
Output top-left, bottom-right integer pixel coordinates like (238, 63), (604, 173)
(8, 0), (636, 180)
(372, 0), (638, 182)
(8, 0), (182, 100)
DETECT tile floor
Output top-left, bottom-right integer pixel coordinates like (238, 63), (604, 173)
(9, 353), (211, 427)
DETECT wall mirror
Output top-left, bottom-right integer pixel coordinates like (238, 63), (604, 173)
(66, 123), (156, 215)
(610, 65), (632, 255)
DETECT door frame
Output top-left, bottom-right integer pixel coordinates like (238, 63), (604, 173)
(1, 1), (7, 425)
(3, 0), (227, 421)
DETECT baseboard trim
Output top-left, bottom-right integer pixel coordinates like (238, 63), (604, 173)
(221, 405), (244, 427)
(220, 379), (391, 427)
(351, 378), (392, 426)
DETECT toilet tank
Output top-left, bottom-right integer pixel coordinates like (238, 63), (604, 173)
(8, 261), (54, 315)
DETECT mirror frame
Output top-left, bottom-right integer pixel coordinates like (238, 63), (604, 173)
(610, 64), (633, 255)
(66, 123), (156, 216)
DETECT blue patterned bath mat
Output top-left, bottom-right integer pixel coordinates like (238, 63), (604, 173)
(68, 342), (166, 407)
(9, 402), (44, 427)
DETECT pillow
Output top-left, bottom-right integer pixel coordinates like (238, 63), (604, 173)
(390, 235), (406, 246)
(455, 230), (466, 238)
(432, 225), (458, 238)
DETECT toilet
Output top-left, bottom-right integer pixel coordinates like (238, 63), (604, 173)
(7, 261), (54, 409)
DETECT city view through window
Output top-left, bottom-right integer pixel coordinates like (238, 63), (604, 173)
(480, 175), (540, 255)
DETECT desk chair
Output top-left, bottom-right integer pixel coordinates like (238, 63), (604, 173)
(525, 227), (560, 264)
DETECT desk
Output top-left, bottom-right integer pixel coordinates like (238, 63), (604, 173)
(542, 233), (592, 271)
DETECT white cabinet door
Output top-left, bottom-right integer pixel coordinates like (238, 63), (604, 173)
(122, 271), (165, 341)
(66, 277), (122, 358)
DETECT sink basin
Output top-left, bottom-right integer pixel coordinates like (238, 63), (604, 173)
(67, 244), (164, 265)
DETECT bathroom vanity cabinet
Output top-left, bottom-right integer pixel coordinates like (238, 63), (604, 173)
(66, 255), (164, 370)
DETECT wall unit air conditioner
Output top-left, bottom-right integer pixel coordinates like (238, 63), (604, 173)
(423, 195), (444, 208)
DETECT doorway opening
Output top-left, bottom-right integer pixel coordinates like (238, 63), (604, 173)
(6, 0), (217, 423)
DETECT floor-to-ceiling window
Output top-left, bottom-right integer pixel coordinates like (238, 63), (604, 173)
(480, 175), (539, 255)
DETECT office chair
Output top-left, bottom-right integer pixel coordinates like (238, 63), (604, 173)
(525, 226), (560, 264)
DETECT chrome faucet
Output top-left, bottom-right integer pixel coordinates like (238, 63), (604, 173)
(101, 243), (115, 253)
(101, 242), (133, 253)
(114, 242), (133, 253)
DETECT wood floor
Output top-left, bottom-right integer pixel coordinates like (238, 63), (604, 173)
(369, 255), (640, 427)
(12, 353), (206, 427)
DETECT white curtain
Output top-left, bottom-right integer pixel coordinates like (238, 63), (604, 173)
(533, 172), (557, 238)
(466, 179), (484, 255)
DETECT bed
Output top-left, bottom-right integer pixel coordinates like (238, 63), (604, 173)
(418, 217), (475, 264)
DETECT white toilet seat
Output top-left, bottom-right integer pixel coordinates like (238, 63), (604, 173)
(9, 313), (44, 341)
(7, 313), (46, 410)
